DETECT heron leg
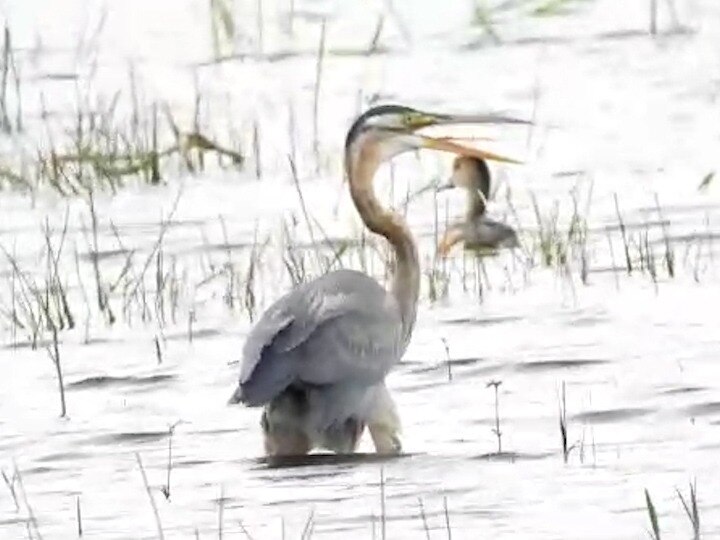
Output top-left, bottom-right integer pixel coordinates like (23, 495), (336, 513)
(261, 409), (311, 456)
(345, 417), (365, 452)
(368, 423), (402, 454)
(260, 387), (312, 456)
(367, 385), (402, 455)
(320, 416), (365, 454)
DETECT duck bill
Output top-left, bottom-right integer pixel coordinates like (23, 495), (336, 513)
(436, 181), (455, 192)
(419, 134), (522, 164)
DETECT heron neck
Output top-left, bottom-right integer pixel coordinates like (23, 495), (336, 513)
(349, 146), (419, 345)
(466, 187), (486, 222)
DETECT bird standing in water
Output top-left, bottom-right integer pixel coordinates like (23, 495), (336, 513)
(437, 156), (518, 256)
(229, 105), (521, 457)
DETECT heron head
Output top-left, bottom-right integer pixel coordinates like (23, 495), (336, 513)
(437, 156), (491, 200)
(344, 104), (524, 178)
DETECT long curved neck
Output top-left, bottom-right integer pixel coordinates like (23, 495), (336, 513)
(466, 188), (486, 222)
(465, 160), (490, 222)
(349, 143), (419, 345)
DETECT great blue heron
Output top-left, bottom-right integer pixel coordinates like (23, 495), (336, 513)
(229, 105), (521, 456)
(437, 156), (518, 256)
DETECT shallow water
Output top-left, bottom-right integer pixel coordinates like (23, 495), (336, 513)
(1, 0), (720, 538)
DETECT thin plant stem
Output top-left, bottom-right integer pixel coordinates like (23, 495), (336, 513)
(135, 453), (165, 540)
(312, 20), (326, 174)
(380, 467), (386, 540)
(443, 496), (452, 540)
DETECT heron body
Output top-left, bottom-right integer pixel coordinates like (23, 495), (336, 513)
(230, 105), (521, 456)
(438, 156), (518, 256)
(233, 269), (405, 453)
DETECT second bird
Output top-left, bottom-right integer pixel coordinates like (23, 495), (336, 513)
(437, 156), (518, 256)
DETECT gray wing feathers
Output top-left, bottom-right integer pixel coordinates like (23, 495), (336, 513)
(296, 308), (399, 384)
(233, 270), (402, 406)
(239, 307), (294, 383)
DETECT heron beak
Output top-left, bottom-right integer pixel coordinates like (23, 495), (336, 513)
(404, 110), (526, 163)
(419, 134), (522, 164)
(408, 111), (531, 129)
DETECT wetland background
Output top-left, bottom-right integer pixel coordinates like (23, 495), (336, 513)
(1, 0), (719, 538)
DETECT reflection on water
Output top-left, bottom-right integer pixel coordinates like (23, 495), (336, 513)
(259, 452), (413, 469)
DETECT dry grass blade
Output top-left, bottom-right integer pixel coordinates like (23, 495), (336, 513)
(676, 481), (700, 540)
(1, 245), (43, 347)
(242, 223), (268, 322)
(471, 1), (501, 43)
(238, 519), (254, 540)
(161, 421), (181, 500)
(252, 119), (261, 180)
(154, 335), (163, 365)
(300, 508), (315, 540)
(366, 16), (385, 54)
(135, 453), (165, 540)
(43, 209), (75, 330)
(312, 20), (326, 173)
(558, 381), (575, 463)
(0, 26), (11, 132)
(126, 190), (183, 302)
(443, 496), (452, 540)
(697, 172), (714, 192)
(380, 467), (386, 540)
(287, 0), (295, 36)
(13, 464), (43, 540)
(382, 0), (411, 45)
(654, 194), (674, 278)
(218, 484), (224, 540)
(281, 218), (307, 286)
(255, 0), (263, 55)
(0, 211), (77, 345)
(650, 0), (658, 35)
(417, 498), (430, 540)
(46, 326), (67, 417)
(613, 194), (633, 274)
(288, 156), (322, 268)
(77, 495), (83, 537)
(644, 488), (661, 540)
(441, 337), (452, 381)
(486, 380), (503, 453)
(86, 192), (115, 325)
(1, 468), (19, 511)
(0, 25), (22, 133)
(209, 0), (236, 60)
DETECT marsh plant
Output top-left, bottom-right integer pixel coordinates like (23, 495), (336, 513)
(0, 82), (243, 195)
(0, 183), (710, 356)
